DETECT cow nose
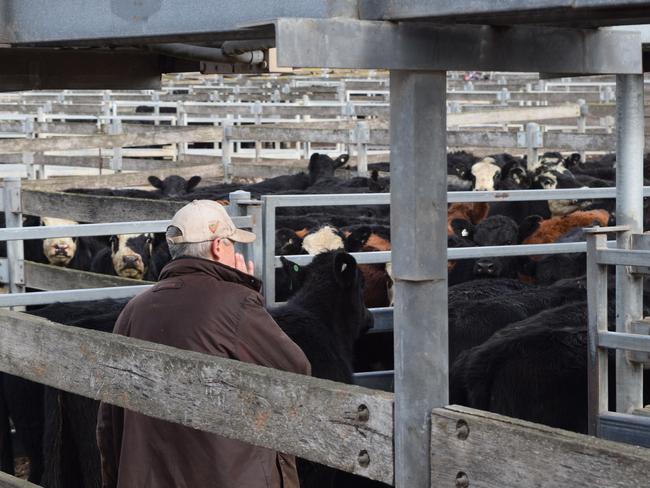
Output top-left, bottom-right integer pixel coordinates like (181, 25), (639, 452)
(475, 260), (496, 275)
(54, 244), (69, 251)
(123, 255), (139, 265)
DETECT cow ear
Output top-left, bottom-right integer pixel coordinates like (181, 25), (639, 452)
(519, 215), (543, 242)
(345, 226), (372, 252)
(186, 176), (201, 192)
(470, 202), (489, 224)
(280, 257), (304, 291)
(148, 176), (163, 189)
(109, 235), (118, 251)
(309, 153), (320, 164)
(334, 154), (349, 168)
(451, 219), (474, 239)
(334, 252), (357, 288)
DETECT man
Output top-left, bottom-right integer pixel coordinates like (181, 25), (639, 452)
(97, 200), (311, 488)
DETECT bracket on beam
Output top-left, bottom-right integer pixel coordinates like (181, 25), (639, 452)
(275, 18), (642, 74)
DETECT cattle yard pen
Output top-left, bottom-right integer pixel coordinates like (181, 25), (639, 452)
(0, 3), (649, 488)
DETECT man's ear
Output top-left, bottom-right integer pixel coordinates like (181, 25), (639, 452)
(210, 239), (221, 259)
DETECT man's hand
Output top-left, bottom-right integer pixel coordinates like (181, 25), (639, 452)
(235, 253), (255, 276)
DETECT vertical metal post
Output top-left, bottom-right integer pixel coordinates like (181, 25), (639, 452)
(177, 102), (188, 158)
(390, 71), (448, 488)
(525, 122), (541, 172)
(152, 91), (160, 126)
(615, 74), (644, 414)
(253, 101), (262, 162)
(577, 99), (588, 163)
(302, 115), (311, 160)
(109, 118), (123, 173)
(222, 116), (233, 184)
(586, 231), (609, 436)
(3, 178), (25, 302)
(355, 120), (369, 177)
(261, 196), (276, 306)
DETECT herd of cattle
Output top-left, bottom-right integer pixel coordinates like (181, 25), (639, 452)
(1, 150), (649, 487)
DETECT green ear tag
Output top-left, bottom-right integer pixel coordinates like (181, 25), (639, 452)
(293, 265), (300, 273)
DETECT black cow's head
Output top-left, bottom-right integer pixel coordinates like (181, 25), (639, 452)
(148, 175), (202, 198)
(308, 153), (349, 185)
(447, 151), (478, 182)
(471, 215), (520, 279)
(110, 234), (153, 280)
(275, 228), (304, 256)
(292, 251), (374, 341)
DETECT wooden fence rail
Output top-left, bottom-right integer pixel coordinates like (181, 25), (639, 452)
(21, 190), (185, 222)
(431, 406), (650, 488)
(24, 261), (149, 291)
(0, 310), (395, 483)
(0, 311), (647, 487)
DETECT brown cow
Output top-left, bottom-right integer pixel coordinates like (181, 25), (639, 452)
(447, 202), (489, 236)
(522, 209), (610, 245)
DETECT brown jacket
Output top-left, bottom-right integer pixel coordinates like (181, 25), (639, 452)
(97, 257), (311, 488)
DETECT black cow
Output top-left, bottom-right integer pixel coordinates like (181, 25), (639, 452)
(448, 277), (586, 364)
(470, 215), (521, 279)
(448, 299), (647, 435)
(307, 153), (349, 185)
(90, 233), (168, 281)
(447, 151), (478, 183)
(270, 251), (377, 488)
(147, 175), (202, 199)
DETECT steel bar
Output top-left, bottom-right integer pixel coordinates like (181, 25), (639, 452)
(359, 1), (650, 27)
(599, 412), (650, 448)
(391, 70), (447, 488)
(146, 44), (264, 65)
(276, 19), (642, 74)
(0, 285), (151, 308)
(1, 1), (356, 46)
(596, 249), (650, 266)
(275, 241), (618, 269)
(587, 232), (609, 436)
(3, 178), (24, 296)
(615, 74), (645, 415)
(598, 331), (650, 354)
(0, 217), (252, 241)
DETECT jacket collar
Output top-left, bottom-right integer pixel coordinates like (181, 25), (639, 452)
(159, 257), (262, 292)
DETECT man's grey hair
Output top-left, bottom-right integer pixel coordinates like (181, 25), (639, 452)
(166, 225), (231, 260)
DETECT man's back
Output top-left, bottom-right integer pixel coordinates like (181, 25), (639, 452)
(97, 257), (310, 488)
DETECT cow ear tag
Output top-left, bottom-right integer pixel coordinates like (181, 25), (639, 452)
(293, 264), (300, 273)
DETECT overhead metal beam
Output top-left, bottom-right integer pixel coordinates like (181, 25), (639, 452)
(0, 48), (197, 91)
(275, 18), (642, 74)
(0, 0), (356, 46)
(360, 0), (650, 27)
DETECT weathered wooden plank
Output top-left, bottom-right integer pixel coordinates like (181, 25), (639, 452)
(22, 163), (224, 191)
(24, 261), (150, 291)
(447, 104), (580, 126)
(21, 190), (185, 223)
(431, 406), (650, 488)
(0, 310), (394, 484)
(0, 126), (224, 155)
(0, 471), (41, 488)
